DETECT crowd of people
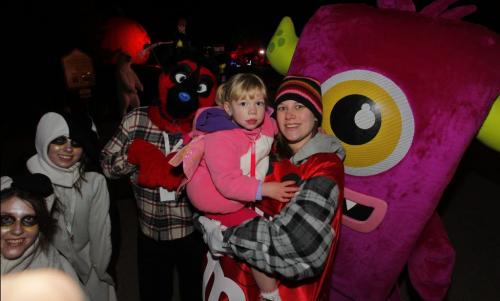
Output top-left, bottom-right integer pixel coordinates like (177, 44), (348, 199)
(1, 17), (345, 300)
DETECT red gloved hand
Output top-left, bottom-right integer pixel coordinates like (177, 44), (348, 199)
(127, 139), (184, 190)
(127, 139), (159, 166)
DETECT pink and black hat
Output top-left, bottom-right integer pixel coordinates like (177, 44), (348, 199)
(274, 75), (322, 121)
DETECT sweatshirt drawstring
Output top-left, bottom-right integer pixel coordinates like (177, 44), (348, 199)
(250, 139), (256, 178)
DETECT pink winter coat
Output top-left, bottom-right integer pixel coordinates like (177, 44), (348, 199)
(186, 111), (277, 214)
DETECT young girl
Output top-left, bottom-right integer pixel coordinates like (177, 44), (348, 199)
(185, 73), (298, 301)
(26, 112), (116, 301)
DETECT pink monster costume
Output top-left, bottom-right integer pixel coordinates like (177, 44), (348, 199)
(266, 0), (500, 300)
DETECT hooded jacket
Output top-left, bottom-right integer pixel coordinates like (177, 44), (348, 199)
(26, 112), (115, 301)
(186, 107), (277, 216)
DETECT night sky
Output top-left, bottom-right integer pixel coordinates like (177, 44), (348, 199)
(12, 0), (498, 57)
(6, 0), (498, 135)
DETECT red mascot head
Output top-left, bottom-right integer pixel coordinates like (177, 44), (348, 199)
(150, 58), (218, 133)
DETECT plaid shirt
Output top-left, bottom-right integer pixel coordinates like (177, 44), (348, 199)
(100, 107), (195, 241)
(224, 176), (340, 280)
(222, 134), (344, 280)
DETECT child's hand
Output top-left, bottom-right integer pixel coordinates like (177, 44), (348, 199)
(262, 180), (299, 203)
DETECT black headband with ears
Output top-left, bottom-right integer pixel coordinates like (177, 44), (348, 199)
(11, 173), (53, 198)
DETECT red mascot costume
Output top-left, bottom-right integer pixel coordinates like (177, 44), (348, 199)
(100, 57), (218, 301)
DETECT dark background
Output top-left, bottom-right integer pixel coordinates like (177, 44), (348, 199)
(6, 0), (498, 128)
(6, 0), (498, 122)
(4, 0), (498, 170)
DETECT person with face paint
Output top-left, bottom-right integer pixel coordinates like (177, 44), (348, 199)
(0, 174), (81, 288)
(26, 112), (116, 301)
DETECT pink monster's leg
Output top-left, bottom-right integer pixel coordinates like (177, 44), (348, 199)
(407, 212), (455, 301)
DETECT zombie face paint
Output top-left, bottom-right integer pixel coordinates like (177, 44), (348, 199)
(1, 197), (39, 260)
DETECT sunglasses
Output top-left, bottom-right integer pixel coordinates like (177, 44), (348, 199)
(50, 136), (82, 148)
(1, 214), (39, 227)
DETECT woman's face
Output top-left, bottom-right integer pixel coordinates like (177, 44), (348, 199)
(276, 100), (317, 153)
(47, 136), (83, 169)
(1, 197), (39, 260)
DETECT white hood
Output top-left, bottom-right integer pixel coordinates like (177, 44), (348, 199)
(26, 112), (80, 187)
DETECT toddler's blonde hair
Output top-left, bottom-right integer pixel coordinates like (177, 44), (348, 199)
(215, 73), (268, 106)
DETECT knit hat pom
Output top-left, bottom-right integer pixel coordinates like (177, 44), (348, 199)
(274, 75), (322, 121)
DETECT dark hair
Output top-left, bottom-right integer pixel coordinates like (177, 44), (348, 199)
(1, 185), (57, 249)
(74, 156), (88, 195)
(60, 111), (100, 165)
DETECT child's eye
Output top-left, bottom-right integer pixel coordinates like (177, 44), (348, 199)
(239, 101), (247, 107)
(277, 106), (286, 111)
(256, 101), (265, 106)
(295, 104), (305, 109)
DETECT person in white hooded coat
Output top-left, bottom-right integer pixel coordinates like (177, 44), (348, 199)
(26, 112), (116, 301)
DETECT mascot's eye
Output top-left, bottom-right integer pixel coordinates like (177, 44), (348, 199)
(197, 83), (208, 94)
(197, 75), (214, 97)
(322, 70), (414, 176)
(174, 73), (187, 83)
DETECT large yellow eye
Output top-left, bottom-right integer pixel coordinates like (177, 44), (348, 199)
(322, 70), (414, 176)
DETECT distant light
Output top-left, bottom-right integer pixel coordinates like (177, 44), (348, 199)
(100, 17), (151, 65)
(258, 49), (265, 55)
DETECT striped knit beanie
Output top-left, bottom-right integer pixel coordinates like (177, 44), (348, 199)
(274, 75), (322, 121)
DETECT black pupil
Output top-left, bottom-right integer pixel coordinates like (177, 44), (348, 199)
(330, 94), (381, 145)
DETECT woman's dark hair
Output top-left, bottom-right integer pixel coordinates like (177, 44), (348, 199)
(74, 153), (88, 195)
(61, 111), (100, 168)
(273, 133), (294, 161)
(1, 174), (58, 249)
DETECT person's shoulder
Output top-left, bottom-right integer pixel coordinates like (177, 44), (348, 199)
(120, 106), (152, 127)
(194, 106), (223, 125)
(305, 152), (344, 178)
(123, 106), (149, 119)
(310, 152), (343, 163)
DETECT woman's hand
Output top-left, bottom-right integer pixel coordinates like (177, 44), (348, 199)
(262, 180), (299, 203)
